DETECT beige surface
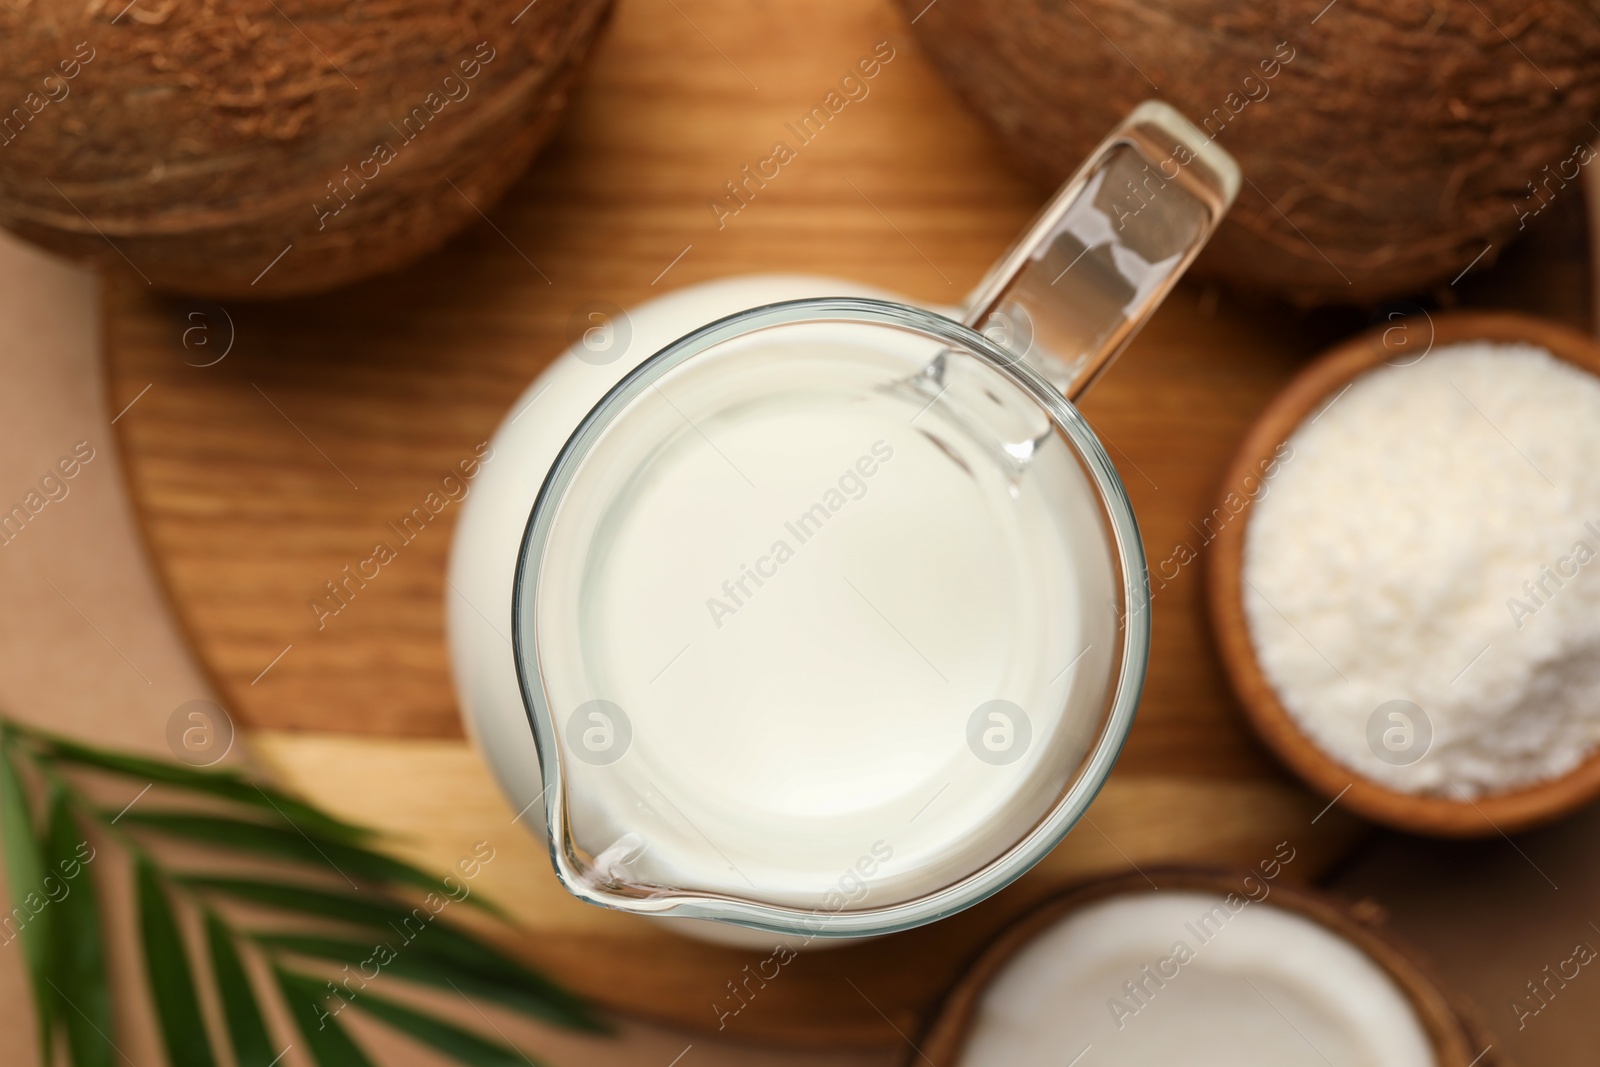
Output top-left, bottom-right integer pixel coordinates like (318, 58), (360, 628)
(0, 228), (199, 1067)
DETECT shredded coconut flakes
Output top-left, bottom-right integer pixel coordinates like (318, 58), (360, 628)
(1242, 342), (1600, 796)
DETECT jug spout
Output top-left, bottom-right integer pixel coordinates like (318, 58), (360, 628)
(964, 101), (1240, 400)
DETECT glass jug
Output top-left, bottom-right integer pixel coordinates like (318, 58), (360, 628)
(453, 102), (1238, 941)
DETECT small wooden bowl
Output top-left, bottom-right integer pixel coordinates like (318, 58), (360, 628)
(1209, 310), (1600, 837)
(916, 868), (1501, 1067)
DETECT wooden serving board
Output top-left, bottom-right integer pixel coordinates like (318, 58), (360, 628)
(100, 0), (1588, 1049)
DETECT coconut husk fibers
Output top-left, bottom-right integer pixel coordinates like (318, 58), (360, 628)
(901, 0), (1600, 306)
(0, 0), (612, 298)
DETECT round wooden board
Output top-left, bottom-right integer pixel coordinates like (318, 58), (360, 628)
(98, 0), (1587, 1048)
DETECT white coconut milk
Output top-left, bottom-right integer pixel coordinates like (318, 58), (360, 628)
(531, 327), (1120, 912)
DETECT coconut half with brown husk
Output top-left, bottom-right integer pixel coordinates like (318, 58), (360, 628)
(917, 869), (1501, 1067)
(901, 0), (1600, 306)
(0, 0), (612, 297)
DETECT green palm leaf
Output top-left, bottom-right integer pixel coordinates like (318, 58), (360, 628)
(46, 788), (111, 1067)
(252, 933), (606, 1032)
(30, 732), (373, 845)
(121, 812), (505, 917)
(183, 876), (605, 1031)
(0, 730), (54, 1064)
(0, 715), (605, 1067)
(135, 857), (218, 1067)
(183, 875), (459, 930)
(275, 967), (375, 1067)
(351, 988), (544, 1067)
(205, 911), (279, 1067)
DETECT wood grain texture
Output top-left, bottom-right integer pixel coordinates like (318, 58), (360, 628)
(100, 0), (1356, 768)
(99, 0), (1588, 1046)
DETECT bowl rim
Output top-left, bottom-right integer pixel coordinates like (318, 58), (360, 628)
(912, 866), (1494, 1066)
(1207, 309), (1600, 837)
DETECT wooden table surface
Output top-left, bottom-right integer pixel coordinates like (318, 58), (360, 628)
(98, 0), (1587, 1048)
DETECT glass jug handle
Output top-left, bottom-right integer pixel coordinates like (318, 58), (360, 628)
(963, 101), (1240, 401)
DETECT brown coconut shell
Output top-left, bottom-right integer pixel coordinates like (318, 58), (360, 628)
(0, 0), (612, 297)
(916, 869), (1508, 1067)
(901, 0), (1600, 307)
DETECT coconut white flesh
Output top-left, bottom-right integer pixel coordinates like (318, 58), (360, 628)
(960, 892), (1437, 1067)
